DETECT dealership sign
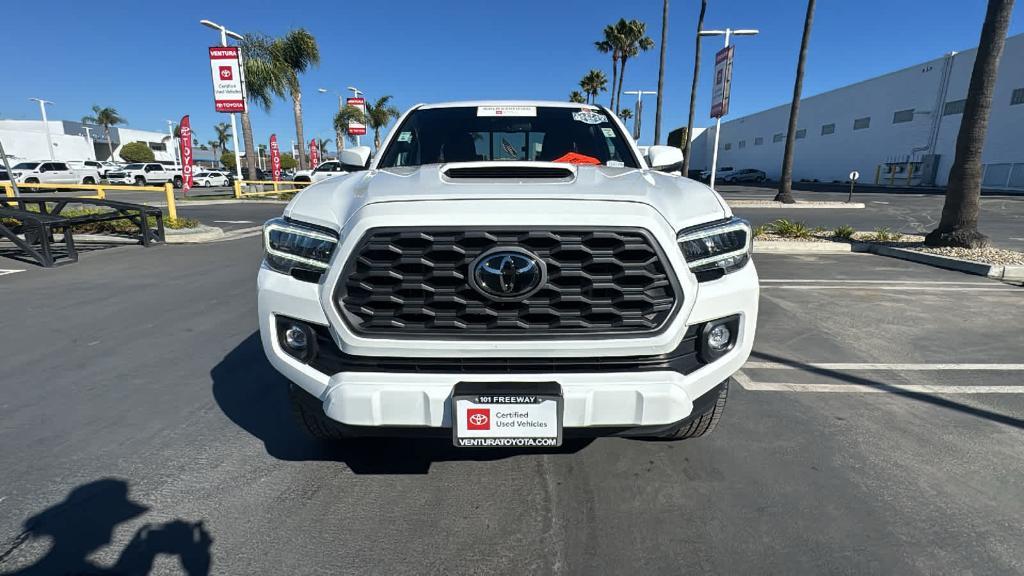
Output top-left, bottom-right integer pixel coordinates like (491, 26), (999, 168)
(269, 134), (281, 182)
(209, 47), (246, 113)
(710, 46), (734, 118)
(347, 97), (367, 136)
(309, 139), (319, 168)
(178, 115), (194, 195)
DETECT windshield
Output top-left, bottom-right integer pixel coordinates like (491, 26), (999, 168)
(377, 105), (639, 169)
(13, 162), (39, 170)
(124, 164), (144, 170)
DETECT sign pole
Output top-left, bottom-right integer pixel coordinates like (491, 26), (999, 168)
(847, 170), (860, 203)
(709, 29), (732, 191)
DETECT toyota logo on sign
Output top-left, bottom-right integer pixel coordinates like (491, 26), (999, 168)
(467, 408), (490, 430)
(219, 66), (232, 80)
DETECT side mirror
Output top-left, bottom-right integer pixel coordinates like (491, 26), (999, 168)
(339, 146), (372, 172)
(647, 145), (684, 173)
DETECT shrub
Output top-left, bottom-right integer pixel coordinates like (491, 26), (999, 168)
(833, 225), (856, 240)
(767, 218), (814, 239)
(752, 224), (768, 238)
(279, 153), (298, 171)
(871, 227), (902, 242)
(221, 151), (237, 171)
(119, 141), (155, 163)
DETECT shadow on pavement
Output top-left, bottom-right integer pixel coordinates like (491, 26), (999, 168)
(211, 332), (593, 474)
(751, 351), (1024, 430)
(0, 478), (211, 576)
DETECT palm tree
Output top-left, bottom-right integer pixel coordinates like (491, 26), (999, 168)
(213, 122), (232, 159)
(365, 96), (401, 151)
(776, 0), (817, 204)
(595, 24), (625, 110)
(81, 105), (125, 161)
(317, 138), (332, 158)
(682, 0), (708, 177)
(614, 19), (655, 114)
(333, 105), (367, 148)
(241, 33), (287, 180)
(925, 0), (1015, 248)
(653, 0), (669, 145)
(208, 140), (221, 162)
(272, 29), (320, 170)
(580, 70), (608, 105)
(618, 108), (633, 132)
(569, 91), (587, 104)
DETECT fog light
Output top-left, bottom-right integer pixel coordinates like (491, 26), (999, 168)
(284, 325), (308, 351)
(707, 324), (731, 351)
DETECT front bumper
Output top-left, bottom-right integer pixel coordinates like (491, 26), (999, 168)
(258, 260), (758, 429)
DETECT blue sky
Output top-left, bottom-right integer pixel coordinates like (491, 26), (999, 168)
(2, 0), (1020, 150)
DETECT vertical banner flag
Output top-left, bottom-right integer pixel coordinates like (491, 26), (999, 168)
(309, 139), (319, 168)
(269, 134), (281, 182)
(710, 46), (735, 118)
(346, 97), (367, 136)
(209, 47), (246, 113)
(178, 115), (194, 195)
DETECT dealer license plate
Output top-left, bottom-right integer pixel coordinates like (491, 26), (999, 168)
(452, 382), (563, 448)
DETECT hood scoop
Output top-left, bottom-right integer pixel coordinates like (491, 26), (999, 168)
(441, 162), (575, 181)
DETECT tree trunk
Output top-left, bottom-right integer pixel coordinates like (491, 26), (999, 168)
(374, 128), (382, 151)
(105, 127), (116, 161)
(682, 0), (708, 177)
(775, 0), (817, 204)
(616, 57), (628, 115)
(292, 90), (307, 170)
(241, 111), (259, 181)
(654, 0), (669, 145)
(925, 0), (1014, 248)
(609, 54), (618, 111)
(336, 129), (346, 154)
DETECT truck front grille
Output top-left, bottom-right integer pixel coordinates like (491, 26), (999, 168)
(335, 227), (680, 337)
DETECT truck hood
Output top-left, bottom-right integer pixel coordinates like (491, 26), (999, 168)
(284, 162), (730, 233)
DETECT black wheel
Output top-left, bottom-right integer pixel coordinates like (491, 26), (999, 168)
(82, 177), (96, 185)
(23, 178), (41, 192)
(295, 176), (310, 183)
(134, 176), (146, 186)
(289, 383), (347, 441)
(173, 176), (183, 188)
(757, 176), (766, 183)
(204, 180), (212, 187)
(658, 379), (729, 440)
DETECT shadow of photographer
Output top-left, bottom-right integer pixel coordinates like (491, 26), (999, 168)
(1, 478), (211, 576)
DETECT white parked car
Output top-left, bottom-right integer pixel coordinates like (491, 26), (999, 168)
(8, 161), (97, 186)
(192, 170), (230, 187)
(258, 101), (758, 447)
(292, 161), (348, 183)
(105, 163), (183, 187)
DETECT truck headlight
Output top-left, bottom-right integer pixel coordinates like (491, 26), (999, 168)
(263, 217), (338, 277)
(677, 217), (751, 279)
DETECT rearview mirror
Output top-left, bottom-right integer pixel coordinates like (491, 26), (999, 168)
(647, 146), (684, 173)
(339, 146), (372, 172)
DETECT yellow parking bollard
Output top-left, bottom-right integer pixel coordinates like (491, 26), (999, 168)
(2, 182), (12, 198)
(164, 182), (177, 221)
(96, 186), (106, 199)
(234, 180), (242, 199)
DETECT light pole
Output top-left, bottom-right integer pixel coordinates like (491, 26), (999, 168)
(166, 120), (179, 171)
(622, 90), (657, 142)
(347, 86), (363, 147)
(29, 98), (55, 160)
(699, 28), (758, 189)
(200, 19), (245, 183)
(318, 88), (346, 152)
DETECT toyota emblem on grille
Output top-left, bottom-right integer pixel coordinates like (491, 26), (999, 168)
(469, 248), (547, 301)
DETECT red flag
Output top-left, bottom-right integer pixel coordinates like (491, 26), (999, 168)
(269, 134), (281, 182)
(178, 115), (194, 195)
(309, 138), (319, 168)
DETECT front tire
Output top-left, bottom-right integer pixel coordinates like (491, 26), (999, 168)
(173, 176), (183, 188)
(658, 379), (729, 440)
(82, 177), (96, 185)
(289, 383), (347, 441)
(134, 176), (146, 186)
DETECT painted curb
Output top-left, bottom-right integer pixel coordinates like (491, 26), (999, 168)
(754, 240), (858, 254)
(165, 225), (225, 244)
(866, 244), (1007, 279)
(727, 200), (865, 209)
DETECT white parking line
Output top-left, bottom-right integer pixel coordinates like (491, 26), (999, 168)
(760, 286), (1020, 292)
(744, 362), (1024, 371)
(759, 279), (994, 285)
(733, 371), (1024, 394)
(0, 269), (24, 276)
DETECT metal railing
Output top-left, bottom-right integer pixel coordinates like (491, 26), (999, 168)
(232, 180), (309, 199)
(1, 181), (178, 220)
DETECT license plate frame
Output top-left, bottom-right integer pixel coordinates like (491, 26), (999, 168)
(452, 381), (563, 448)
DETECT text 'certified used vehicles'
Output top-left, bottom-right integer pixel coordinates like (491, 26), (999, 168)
(258, 101), (758, 448)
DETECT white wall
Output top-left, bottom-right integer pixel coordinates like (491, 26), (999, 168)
(115, 127), (177, 163)
(686, 33), (1024, 189)
(0, 120), (94, 163)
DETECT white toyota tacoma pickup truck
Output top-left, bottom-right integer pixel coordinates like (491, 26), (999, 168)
(258, 101), (758, 447)
(105, 163), (183, 187)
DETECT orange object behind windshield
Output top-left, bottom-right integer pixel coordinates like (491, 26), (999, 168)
(551, 152), (602, 165)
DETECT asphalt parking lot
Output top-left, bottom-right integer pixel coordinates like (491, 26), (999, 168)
(1, 234), (1022, 575)
(719, 183), (1024, 251)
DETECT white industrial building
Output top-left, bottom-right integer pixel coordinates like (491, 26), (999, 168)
(684, 33), (1024, 190)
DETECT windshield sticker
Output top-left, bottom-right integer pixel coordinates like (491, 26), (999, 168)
(551, 152), (601, 165)
(477, 105), (537, 117)
(572, 110), (608, 124)
(606, 160), (625, 168)
(601, 127), (616, 138)
(397, 131), (413, 142)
